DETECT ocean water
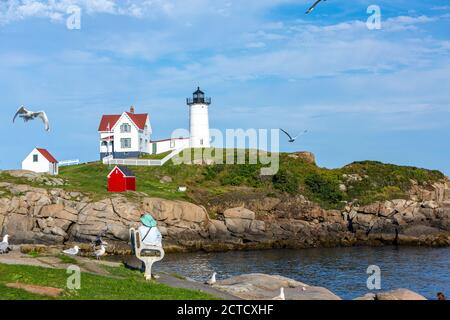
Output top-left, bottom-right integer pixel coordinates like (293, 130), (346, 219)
(155, 246), (450, 300)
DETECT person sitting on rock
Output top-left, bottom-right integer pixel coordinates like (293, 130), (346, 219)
(138, 213), (162, 247)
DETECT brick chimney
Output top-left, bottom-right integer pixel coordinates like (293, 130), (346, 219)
(130, 106), (135, 114)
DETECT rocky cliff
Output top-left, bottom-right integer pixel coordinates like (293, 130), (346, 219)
(1, 177), (449, 252)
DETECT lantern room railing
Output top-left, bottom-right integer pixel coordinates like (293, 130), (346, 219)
(187, 97), (211, 105)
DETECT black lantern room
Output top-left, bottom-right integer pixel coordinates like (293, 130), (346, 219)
(187, 87), (211, 106)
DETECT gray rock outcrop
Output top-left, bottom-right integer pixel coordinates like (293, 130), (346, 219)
(214, 273), (341, 300)
(0, 179), (449, 252)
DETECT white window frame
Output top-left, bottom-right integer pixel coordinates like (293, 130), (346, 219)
(121, 138), (132, 149)
(120, 123), (132, 133)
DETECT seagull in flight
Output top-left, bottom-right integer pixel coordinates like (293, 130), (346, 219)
(63, 246), (79, 256)
(13, 106), (50, 132)
(280, 129), (308, 143)
(306, 0), (327, 14)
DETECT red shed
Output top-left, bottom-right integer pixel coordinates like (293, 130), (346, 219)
(107, 166), (136, 192)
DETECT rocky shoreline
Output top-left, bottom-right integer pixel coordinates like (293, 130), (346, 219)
(1, 177), (449, 253)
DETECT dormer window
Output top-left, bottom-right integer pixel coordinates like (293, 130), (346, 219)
(120, 123), (131, 133)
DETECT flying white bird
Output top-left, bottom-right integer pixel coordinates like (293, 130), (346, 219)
(272, 287), (286, 300)
(205, 272), (217, 285)
(93, 244), (107, 260)
(280, 128), (308, 143)
(13, 106), (50, 132)
(306, 0), (327, 14)
(63, 246), (79, 256)
(0, 235), (11, 254)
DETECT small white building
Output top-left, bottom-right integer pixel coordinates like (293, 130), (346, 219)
(150, 137), (190, 155)
(22, 148), (59, 175)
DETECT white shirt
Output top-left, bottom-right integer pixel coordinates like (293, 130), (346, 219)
(138, 226), (162, 247)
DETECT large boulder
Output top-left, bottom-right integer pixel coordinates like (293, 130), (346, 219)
(4, 214), (35, 243)
(288, 151), (316, 165)
(142, 198), (208, 224)
(39, 204), (64, 218)
(225, 218), (251, 234)
(375, 289), (427, 300)
(224, 207), (255, 220)
(111, 198), (141, 222)
(214, 273), (341, 300)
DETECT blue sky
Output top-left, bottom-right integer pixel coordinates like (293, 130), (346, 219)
(0, 0), (449, 175)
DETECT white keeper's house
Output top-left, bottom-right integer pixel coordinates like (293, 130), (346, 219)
(22, 148), (59, 175)
(98, 87), (212, 160)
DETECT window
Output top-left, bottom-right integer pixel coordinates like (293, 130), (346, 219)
(200, 139), (204, 146)
(121, 138), (132, 149)
(33, 154), (38, 162)
(120, 123), (131, 133)
(170, 140), (175, 148)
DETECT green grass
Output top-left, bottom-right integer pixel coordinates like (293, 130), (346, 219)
(2, 148), (445, 210)
(139, 151), (172, 160)
(28, 250), (42, 258)
(0, 263), (218, 300)
(57, 254), (79, 265)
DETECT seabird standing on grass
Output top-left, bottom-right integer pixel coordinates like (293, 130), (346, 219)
(205, 272), (217, 285)
(93, 244), (107, 260)
(306, 0), (327, 14)
(63, 246), (79, 256)
(12, 106), (50, 132)
(0, 235), (11, 254)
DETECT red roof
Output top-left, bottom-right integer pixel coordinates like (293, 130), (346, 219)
(126, 112), (148, 130)
(98, 112), (148, 131)
(36, 148), (58, 163)
(98, 115), (121, 132)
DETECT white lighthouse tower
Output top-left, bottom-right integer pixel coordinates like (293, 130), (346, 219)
(187, 87), (211, 148)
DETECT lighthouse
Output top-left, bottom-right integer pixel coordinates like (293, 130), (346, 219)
(187, 87), (211, 148)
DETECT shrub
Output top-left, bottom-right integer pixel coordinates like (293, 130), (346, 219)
(272, 169), (299, 194)
(304, 172), (344, 204)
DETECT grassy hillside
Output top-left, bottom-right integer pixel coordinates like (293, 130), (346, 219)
(57, 149), (445, 209)
(0, 263), (217, 300)
(1, 148), (445, 209)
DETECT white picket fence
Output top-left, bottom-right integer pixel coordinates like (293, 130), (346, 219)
(102, 148), (185, 167)
(59, 159), (80, 167)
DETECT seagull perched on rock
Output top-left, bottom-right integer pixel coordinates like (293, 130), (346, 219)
(0, 235), (11, 254)
(272, 287), (286, 300)
(13, 106), (50, 132)
(306, 0), (327, 14)
(280, 128), (308, 143)
(205, 272), (217, 285)
(63, 246), (79, 256)
(91, 227), (109, 248)
(93, 244), (107, 260)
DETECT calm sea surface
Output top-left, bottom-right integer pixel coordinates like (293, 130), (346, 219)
(154, 246), (450, 300)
